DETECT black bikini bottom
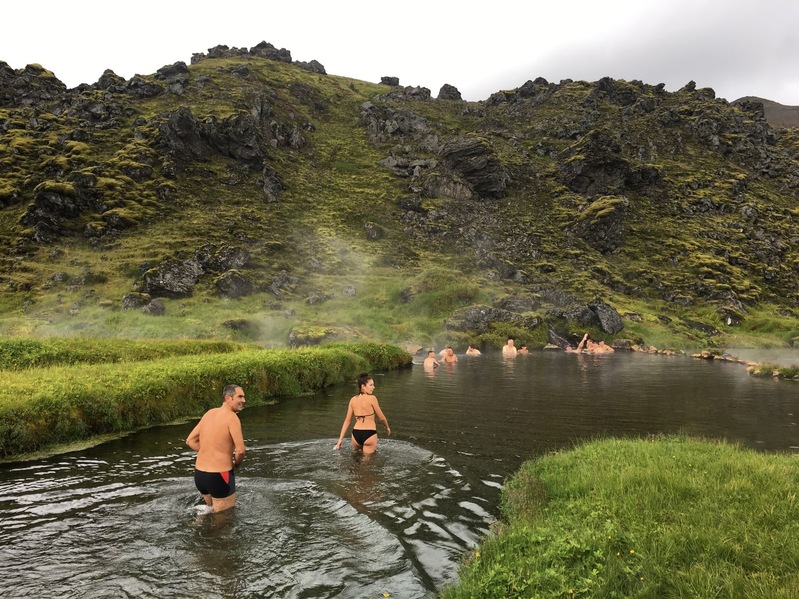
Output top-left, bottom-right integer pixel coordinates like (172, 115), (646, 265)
(352, 429), (377, 445)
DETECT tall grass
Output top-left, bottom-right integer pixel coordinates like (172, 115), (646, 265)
(441, 436), (799, 598)
(0, 341), (410, 458)
(0, 337), (251, 369)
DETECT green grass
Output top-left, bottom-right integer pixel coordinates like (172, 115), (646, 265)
(0, 340), (411, 459)
(0, 337), (251, 369)
(441, 436), (799, 598)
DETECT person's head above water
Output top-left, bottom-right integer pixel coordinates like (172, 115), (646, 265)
(356, 372), (373, 393)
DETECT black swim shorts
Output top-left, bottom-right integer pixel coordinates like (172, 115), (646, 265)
(194, 468), (236, 498)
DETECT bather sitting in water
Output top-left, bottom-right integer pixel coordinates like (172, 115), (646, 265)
(423, 350), (440, 368)
(441, 346), (458, 363)
(334, 372), (391, 454)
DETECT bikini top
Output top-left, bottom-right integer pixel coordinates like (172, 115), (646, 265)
(354, 394), (376, 421)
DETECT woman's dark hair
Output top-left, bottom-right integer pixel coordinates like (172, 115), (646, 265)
(356, 372), (371, 392)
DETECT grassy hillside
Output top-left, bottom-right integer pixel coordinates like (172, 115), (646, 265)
(1, 48), (798, 350)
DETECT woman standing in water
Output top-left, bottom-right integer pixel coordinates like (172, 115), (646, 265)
(334, 372), (391, 453)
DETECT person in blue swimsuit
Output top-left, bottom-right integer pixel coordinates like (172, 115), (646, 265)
(334, 372), (391, 454)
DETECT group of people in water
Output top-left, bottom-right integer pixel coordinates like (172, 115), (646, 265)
(186, 373), (391, 512)
(186, 333), (613, 513)
(565, 332), (616, 354)
(424, 333), (613, 367)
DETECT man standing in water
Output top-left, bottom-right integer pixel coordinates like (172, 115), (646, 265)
(186, 384), (246, 512)
(502, 338), (517, 357)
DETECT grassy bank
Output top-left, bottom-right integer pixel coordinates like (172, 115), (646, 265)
(0, 337), (252, 369)
(441, 436), (799, 598)
(0, 340), (410, 459)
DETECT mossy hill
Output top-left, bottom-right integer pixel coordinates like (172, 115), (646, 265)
(1, 42), (798, 350)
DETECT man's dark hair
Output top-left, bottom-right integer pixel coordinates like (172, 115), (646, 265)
(223, 384), (240, 399)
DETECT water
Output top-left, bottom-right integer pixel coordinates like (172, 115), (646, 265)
(1, 351), (798, 598)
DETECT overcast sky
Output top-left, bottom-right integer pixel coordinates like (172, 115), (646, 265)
(3, 0), (797, 105)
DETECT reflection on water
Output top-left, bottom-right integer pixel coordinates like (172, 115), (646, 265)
(1, 351), (798, 598)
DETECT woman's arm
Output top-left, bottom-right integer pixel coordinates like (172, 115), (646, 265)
(334, 401), (355, 449)
(373, 399), (391, 436)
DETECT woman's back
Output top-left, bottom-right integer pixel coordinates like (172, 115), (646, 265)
(350, 394), (377, 428)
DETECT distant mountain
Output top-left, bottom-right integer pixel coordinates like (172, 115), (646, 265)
(735, 96), (799, 129)
(1, 44), (798, 349)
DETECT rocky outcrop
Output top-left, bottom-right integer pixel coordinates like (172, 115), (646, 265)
(0, 62), (66, 108)
(157, 106), (267, 165)
(558, 130), (660, 196)
(439, 136), (511, 199)
(190, 42), (293, 65)
(570, 196), (629, 254)
(360, 101), (431, 144)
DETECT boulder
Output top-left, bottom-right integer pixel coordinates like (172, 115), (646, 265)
(156, 61), (190, 83)
(588, 300), (624, 334)
(437, 84), (462, 101)
(125, 76), (164, 98)
(122, 292), (151, 310)
(249, 41), (292, 62)
(295, 60), (326, 74)
(140, 259), (203, 298)
(265, 270), (300, 298)
(195, 244), (250, 272)
(142, 298), (165, 315)
(214, 270), (254, 298)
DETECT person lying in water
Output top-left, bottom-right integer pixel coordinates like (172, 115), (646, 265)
(334, 372), (391, 454)
(565, 333), (615, 353)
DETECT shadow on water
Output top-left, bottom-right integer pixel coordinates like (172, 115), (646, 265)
(1, 350), (798, 598)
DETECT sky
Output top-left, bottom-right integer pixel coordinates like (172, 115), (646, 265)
(2, 0), (798, 105)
